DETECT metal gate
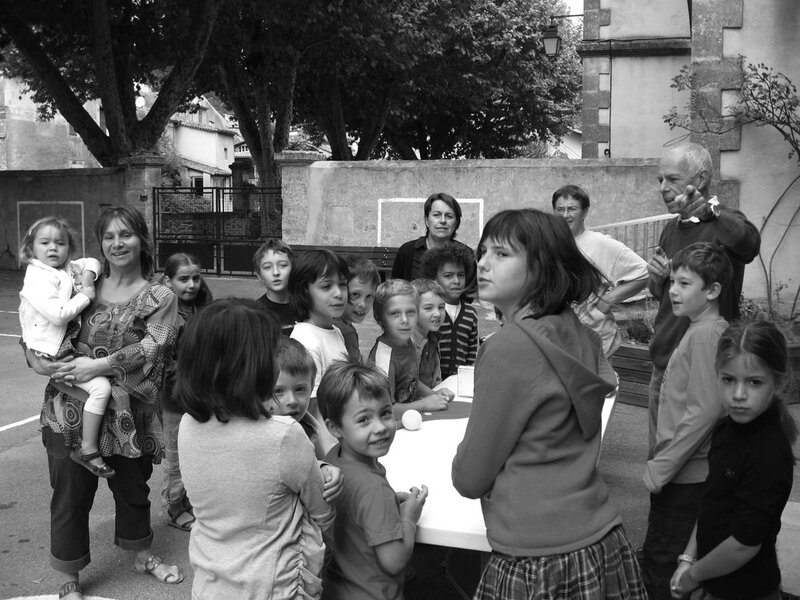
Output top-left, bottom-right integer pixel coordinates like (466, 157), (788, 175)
(153, 186), (282, 275)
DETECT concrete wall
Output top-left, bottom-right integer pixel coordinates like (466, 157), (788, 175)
(174, 126), (217, 167)
(280, 157), (664, 253)
(0, 77), (101, 170)
(599, 0), (687, 39)
(720, 0), (800, 303)
(609, 56), (690, 159)
(0, 158), (162, 270)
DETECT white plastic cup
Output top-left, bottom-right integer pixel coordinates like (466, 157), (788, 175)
(457, 365), (475, 398)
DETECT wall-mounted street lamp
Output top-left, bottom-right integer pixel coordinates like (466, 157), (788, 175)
(542, 24), (562, 57)
(543, 14), (583, 58)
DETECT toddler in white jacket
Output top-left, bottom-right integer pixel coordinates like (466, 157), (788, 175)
(19, 217), (114, 478)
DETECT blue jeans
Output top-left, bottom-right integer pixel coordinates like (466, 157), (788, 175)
(642, 481), (704, 600)
(160, 407), (190, 517)
(44, 428), (153, 573)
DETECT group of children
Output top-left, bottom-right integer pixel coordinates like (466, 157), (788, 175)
(171, 235), (484, 599)
(251, 238), (477, 418)
(640, 241), (797, 600)
(18, 209), (797, 600)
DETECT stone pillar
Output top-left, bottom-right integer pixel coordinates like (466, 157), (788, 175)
(119, 153), (165, 235)
(274, 151), (325, 244)
(690, 0), (743, 208)
(230, 158), (254, 187)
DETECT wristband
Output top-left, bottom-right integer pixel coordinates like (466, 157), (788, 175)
(677, 554), (696, 565)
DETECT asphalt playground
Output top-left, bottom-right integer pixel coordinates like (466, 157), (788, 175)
(1, 269), (798, 599)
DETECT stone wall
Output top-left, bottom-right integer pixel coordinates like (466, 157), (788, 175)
(279, 155), (664, 253)
(0, 157), (162, 270)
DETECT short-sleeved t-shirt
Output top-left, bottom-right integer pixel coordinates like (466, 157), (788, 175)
(255, 294), (297, 336)
(323, 444), (405, 600)
(368, 335), (419, 404)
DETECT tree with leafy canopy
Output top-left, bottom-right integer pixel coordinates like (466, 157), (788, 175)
(294, 0), (581, 160)
(0, 0), (227, 167)
(198, 0), (331, 187)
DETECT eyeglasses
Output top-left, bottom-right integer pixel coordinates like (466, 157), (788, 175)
(554, 206), (583, 215)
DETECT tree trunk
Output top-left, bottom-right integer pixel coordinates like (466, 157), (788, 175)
(354, 93), (391, 161)
(384, 124), (419, 160)
(319, 73), (351, 160)
(0, 0), (227, 165)
(218, 60), (278, 187)
(0, 4), (114, 164)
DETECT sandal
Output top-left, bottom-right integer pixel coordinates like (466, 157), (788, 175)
(58, 580), (84, 599)
(167, 509), (195, 532)
(133, 554), (184, 584)
(70, 448), (115, 478)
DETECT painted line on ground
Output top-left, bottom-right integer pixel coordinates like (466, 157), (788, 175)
(0, 310), (19, 313)
(1, 332), (21, 337)
(5, 596), (115, 600)
(0, 415), (38, 432)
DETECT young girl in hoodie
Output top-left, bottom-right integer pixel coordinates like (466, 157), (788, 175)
(452, 209), (646, 600)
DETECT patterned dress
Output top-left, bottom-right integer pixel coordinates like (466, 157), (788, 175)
(40, 281), (179, 460)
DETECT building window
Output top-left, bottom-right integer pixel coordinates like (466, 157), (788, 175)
(224, 147), (228, 159)
(192, 176), (204, 195)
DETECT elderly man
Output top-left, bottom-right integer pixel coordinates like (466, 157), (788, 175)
(552, 184), (649, 356)
(647, 143), (760, 452)
(641, 142), (760, 600)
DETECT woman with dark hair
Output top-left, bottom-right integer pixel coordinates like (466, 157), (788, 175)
(391, 192), (477, 301)
(453, 209), (646, 599)
(25, 206), (183, 600)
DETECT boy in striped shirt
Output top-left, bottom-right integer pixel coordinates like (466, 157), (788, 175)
(422, 242), (478, 379)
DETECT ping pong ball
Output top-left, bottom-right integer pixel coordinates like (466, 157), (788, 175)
(402, 409), (422, 430)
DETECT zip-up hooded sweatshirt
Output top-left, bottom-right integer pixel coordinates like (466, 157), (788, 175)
(452, 309), (621, 556)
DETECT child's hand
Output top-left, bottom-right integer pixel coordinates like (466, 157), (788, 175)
(81, 286), (96, 301)
(438, 388), (456, 401)
(670, 561), (698, 598)
(398, 484), (428, 524)
(320, 464), (343, 502)
(418, 394), (450, 412)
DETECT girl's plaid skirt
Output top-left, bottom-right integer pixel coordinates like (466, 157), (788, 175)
(474, 525), (647, 600)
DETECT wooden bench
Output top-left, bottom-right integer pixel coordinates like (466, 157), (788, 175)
(291, 245), (398, 281)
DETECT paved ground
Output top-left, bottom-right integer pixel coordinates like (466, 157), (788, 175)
(1, 270), (798, 599)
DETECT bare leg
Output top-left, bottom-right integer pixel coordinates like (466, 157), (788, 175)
(81, 411), (112, 472)
(57, 572), (84, 599)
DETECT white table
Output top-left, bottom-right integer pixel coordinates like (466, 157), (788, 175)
(382, 375), (491, 552)
(381, 373), (617, 552)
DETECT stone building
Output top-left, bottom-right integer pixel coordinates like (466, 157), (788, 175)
(577, 0), (800, 303)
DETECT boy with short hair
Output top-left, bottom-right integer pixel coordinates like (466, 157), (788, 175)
(318, 360), (427, 600)
(369, 280), (451, 418)
(253, 239), (297, 335)
(267, 337), (343, 504)
(641, 242), (733, 600)
(410, 279), (454, 400)
(334, 255), (381, 361)
(422, 242), (478, 379)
